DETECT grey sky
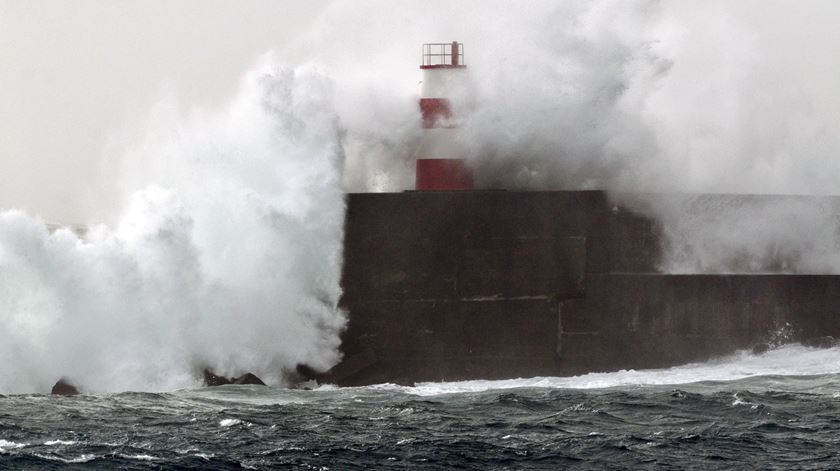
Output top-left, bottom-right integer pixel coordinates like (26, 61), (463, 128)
(0, 0), (329, 222)
(5, 1), (840, 222)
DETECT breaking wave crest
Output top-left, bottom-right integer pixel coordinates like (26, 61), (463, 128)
(0, 59), (346, 394)
(385, 344), (840, 396)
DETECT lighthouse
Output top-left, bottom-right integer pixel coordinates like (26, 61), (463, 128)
(415, 41), (474, 190)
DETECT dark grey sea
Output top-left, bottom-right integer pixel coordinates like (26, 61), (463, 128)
(2, 345), (840, 469)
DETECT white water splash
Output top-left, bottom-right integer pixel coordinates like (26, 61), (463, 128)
(384, 344), (840, 396)
(0, 59), (346, 394)
(0, 440), (26, 453)
(43, 440), (77, 446)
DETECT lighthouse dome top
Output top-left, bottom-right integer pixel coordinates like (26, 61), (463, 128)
(421, 42), (466, 69)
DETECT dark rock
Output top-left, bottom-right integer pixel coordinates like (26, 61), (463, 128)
(203, 369), (266, 387)
(203, 369), (231, 387)
(51, 378), (79, 396)
(231, 373), (266, 386)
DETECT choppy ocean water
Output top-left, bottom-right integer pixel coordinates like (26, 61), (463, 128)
(3, 344), (840, 469)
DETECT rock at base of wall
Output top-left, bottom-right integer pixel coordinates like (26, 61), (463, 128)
(202, 369), (266, 387)
(232, 373), (266, 386)
(51, 378), (79, 396)
(203, 369), (231, 386)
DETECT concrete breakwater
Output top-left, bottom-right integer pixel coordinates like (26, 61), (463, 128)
(326, 191), (840, 386)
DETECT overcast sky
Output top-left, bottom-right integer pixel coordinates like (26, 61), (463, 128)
(0, 0), (331, 222)
(4, 1), (840, 222)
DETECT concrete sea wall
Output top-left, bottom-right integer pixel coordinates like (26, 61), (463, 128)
(329, 191), (840, 386)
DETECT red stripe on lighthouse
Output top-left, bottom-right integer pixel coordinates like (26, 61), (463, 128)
(419, 98), (452, 128)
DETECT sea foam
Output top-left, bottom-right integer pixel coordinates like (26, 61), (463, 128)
(396, 344), (840, 396)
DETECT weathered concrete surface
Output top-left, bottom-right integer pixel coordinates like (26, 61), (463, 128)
(341, 191), (659, 293)
(332, 190), (840, 386)
(559, 274), (840, 375)
(338, 298), (560, 385)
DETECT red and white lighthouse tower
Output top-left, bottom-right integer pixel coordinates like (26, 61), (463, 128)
(415, 41), (474, 190)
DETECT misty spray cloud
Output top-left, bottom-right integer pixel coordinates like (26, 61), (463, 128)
(0, 59), (346, 393)
(316, 0), (840, 274)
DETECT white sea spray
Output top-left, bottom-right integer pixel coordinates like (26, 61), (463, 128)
(0, 59), (346, 394)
